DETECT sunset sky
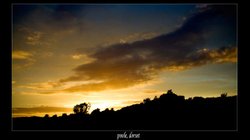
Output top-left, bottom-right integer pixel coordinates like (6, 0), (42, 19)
(12, 4), (237, 117)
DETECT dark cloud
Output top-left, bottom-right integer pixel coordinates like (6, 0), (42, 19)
(58, 5), (237, 93)
(13, 5), (87, 35)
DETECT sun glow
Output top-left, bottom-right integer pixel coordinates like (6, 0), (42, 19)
(62, 99), (122, 113)
(90, 100), (121, 111)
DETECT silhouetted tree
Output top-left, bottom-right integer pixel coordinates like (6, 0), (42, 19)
(154, 96), (158, 100)
(103, 108), (110, 112)
(102, 108), (114, 115)
(143, 98), (151, 104)
(159, 89), (178, 101)
(167, 89), (174, 94)
(221, 93), (228, 98)
(193, 97), (204, 100)
(73, 105), (81, 114)
(44, 114), (49, 118)
(73, 102), (91, 114)
(62, 113), (67, 118)
(91, 108), (100, 116)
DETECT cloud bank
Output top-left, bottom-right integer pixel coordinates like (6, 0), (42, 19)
(31, 5), (237, 94)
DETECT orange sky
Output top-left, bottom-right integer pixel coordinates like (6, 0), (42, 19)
(12, 4), (237, 117)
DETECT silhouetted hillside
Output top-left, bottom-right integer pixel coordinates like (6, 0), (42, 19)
(13, 90), (237, 130)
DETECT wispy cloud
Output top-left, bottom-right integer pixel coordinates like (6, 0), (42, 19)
(71, 54), (95, 65)
(72, 54), (82, 60)
(12, 50), (36, 69)
(19, 81), (62, 90)
(119, 32), (158, 44)
(12, 106), (72, 113)
(143, 89), (160, 94)
(26, 31), (43, 45)
(12, 50), (33, 60)
(16, 26), (55, 47)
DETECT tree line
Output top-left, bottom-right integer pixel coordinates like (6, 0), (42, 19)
(13, 90), (237, 130)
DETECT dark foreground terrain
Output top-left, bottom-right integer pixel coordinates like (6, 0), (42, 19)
(13, 90), (237, 130)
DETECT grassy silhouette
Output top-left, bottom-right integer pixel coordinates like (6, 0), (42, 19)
(13, 90), (237, 130)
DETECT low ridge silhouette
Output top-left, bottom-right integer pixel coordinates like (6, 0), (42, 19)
(13, 90), (237, 130)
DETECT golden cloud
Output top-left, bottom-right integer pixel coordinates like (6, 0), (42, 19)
(19, 81), (63, 90)
(12, 50), (33, 60)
